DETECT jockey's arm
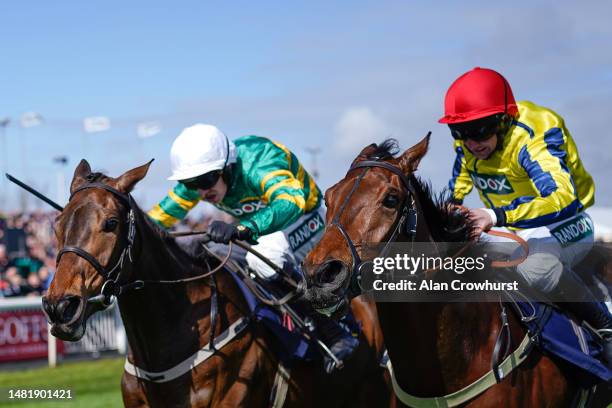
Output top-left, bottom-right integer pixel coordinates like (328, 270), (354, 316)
(241, 170), (307, 240)
(147, 183), (201, 228)
(448, 142), (474, 204)
(494, 132), (580, 229)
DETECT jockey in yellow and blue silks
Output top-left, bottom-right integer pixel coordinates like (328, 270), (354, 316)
(148, 124), (358, 372)
(440, 67), (612, 368)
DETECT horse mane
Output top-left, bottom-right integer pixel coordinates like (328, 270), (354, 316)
(409, 176), (474, 242)
(132, 200), (211, 267)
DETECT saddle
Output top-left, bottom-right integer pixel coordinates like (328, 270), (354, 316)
(495, 293), (612, 387)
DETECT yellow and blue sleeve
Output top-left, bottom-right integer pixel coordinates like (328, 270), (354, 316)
(496, 132), (581, 228)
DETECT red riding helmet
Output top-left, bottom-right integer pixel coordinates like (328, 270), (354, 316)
(438, 67), (518, 124)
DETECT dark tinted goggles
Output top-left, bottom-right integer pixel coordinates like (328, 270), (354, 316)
(449, 114), (503, 142)
(180, 171), (222, 190)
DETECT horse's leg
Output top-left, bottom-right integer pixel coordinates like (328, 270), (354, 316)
(121, 372), (149, 408)
(206, 334), (276, 408)
(349, 295), (393, 408)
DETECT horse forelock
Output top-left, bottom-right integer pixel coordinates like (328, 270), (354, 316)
(367, 138), (400, 161)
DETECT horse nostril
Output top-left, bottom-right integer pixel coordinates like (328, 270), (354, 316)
(41, 296), (55, 322)
(317, 260), (347, 286)
(55, 295), (83, 324)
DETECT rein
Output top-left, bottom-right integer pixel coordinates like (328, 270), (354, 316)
(326, 158), (534, 407)
(328, 159), (528, 297)
(56, 182), (231, 307)
(330, 159), (420, 298)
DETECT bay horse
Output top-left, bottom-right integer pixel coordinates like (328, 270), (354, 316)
(302, 136), (606, 407)
(42, 159), (390, 407)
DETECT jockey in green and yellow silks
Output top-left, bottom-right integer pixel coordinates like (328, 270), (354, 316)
(148, 124), (357, 373)
(149, 129), (322, 243)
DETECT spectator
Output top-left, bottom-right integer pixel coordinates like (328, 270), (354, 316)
(37, 266), (53, 291)
(3, 266), (25, 297)
(25, 272), (43, 297)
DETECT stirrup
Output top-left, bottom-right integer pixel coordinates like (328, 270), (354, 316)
(597, 328), (612, 340)
(316, 338), (344, 372)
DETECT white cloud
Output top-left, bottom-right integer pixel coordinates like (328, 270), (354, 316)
(334, 107), (392, 156)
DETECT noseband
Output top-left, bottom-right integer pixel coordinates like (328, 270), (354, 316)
(56, 182), (140, 307)
(330, 160), (419, 299)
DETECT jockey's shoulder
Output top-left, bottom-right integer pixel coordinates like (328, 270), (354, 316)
(514, 101), (568, 141)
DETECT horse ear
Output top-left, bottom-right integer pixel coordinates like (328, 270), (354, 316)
(115, 159), (154, 193)
(398, 132), (431, 174)
(70, 159), (92, 193)
(350, 143), (378, 166)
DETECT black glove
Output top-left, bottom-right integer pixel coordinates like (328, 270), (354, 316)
(208, 221), (256, 244)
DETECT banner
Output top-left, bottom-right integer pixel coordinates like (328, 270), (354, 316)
(137, 121), (161, 138)
(83, 116), (111, 133)
(20, 112), (43, 128)
(0, 309), (63, 362)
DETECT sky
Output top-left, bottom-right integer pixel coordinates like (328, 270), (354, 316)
(0, 0), (611, 214)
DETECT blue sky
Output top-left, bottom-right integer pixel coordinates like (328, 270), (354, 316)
(1, 1), (611, 213)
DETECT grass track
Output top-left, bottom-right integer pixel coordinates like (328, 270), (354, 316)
(0, 357), (124, 407)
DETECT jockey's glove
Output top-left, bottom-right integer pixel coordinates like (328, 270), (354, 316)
(208, 221), (257, 245)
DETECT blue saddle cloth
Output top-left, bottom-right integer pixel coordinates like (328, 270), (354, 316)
(515, 301), (612, 386)
(228, 271), (359, 365)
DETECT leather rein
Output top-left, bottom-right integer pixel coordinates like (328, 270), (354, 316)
(329, 159), (528, 300)
(55, 182), (229, 307)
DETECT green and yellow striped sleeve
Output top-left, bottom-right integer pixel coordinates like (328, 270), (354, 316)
(241, 143), (314, 238)
(147, 183), (201, 228)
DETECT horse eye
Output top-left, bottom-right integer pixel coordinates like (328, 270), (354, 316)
(382, 194), (400, 208)
(103, 218), (119, 232)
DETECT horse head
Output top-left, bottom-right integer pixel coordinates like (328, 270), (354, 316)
(42, 159), (152, 341)
(303, 135), (430, 318)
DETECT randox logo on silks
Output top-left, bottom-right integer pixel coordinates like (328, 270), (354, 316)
(225, 201), (266, 217)
(288, 212), (325, 251)
(471, 173), (514, 194)
(550, 214), (594, 247)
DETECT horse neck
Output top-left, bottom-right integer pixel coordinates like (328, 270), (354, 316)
(376, 185), (503, 396)
(117, 211), (246, 371)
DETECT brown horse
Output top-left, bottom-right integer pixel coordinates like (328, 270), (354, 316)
(302, 136), (608, 407)
(42, 159), (390, 407)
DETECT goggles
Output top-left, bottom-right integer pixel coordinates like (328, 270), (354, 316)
(449, 114), (505, 142)
(180, 170), (222, 190)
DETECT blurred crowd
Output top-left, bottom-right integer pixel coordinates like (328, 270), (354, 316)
(0, 211), (55, 298)
(0, 209), (225, 298)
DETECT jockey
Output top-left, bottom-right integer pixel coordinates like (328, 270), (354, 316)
(148, 123), (358, 371)
(440, 67), (612, 367)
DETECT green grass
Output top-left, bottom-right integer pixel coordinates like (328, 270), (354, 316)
(0, 358), (124, 408)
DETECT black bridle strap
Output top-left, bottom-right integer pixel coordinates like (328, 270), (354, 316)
(350, 160), (419, 197)
(57, 246), (108, 277)
(328, 159), (419, 298)
(57, 182), (137, 306)
(70, 182), (130, 204)
(332, 167), (369, 225)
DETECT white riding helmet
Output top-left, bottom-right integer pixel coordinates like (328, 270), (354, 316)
(168, 124), (237, 181)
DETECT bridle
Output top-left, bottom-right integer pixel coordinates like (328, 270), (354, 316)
(327, 156), (530, 302)
(56, 182), (140, 307)
(329, 159), (419, 299)
(55, 181), (232, 308)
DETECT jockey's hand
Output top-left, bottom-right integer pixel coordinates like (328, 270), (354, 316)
(208, 221), (256, 244)
(467, 208), (494, 241)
